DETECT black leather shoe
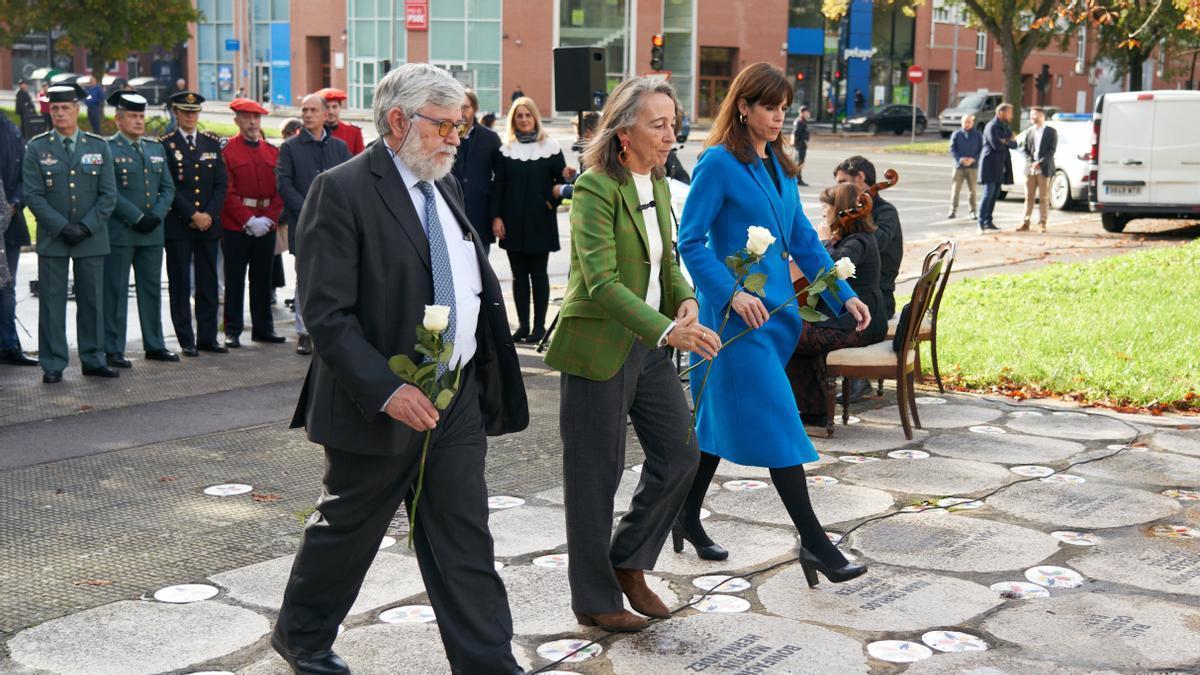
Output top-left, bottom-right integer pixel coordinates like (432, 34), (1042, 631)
(296, 335), (313, 355)
(42, 371), (63, 384)
(672, 518), (729, 561)
(106, 353), (132, 368)
(252, 332), (287, 344)
(225, 334), (242, 349)
(82, 365), (120, 378)
(197, 342), (229, 354)
(145, 349), (180, 362)
(799, 546), (867, 587)
(0, 349), (39, 366)
(270, 632), (350, 675)
(181, 345), (199, 357)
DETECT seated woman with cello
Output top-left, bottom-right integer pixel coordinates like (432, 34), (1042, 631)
(787, 182), (889, 427)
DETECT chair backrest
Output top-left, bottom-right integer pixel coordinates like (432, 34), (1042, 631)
(928, 240), (957, 326)
(899, 259), (943, 362)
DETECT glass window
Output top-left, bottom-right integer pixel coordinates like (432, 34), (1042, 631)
(198, 24), (216, 61)
(468, 0), (501, 20)
(559, 0), (627, 78)
(253, 0), (269, 21)
(430, 21), (467, 61)
(197, 0), (215, 20)
(432, 0), (465, 19)
(467, 21), (501, 61)
(215, 0), (232, 22)
(352, 20), (377, 57)
(353, 0), (376, 17)
(975, 32), (987, 69)
(254, 25), (271, 62)
(470, 62), (500, 90)
(199, 63), (217, 100)
(272, 0), (289, 20)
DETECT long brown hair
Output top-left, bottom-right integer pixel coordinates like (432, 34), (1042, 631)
(820, 183), (876, 238)
(704, 62), (799, 178)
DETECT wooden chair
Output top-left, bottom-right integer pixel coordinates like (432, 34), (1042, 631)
(826, 259), (944, 440)
(880, 239), (958, 394)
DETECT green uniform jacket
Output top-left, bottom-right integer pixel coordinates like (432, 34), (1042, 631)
(106, 134), (174, 246)
(544, 168), (695, 382)
(22, 131), (117, 258)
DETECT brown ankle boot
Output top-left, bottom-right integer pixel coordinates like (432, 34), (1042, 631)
(614, 568), (671, 619)
(574, 610), (649, 632)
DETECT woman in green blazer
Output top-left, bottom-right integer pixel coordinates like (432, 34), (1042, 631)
(544, 78), (720, 633)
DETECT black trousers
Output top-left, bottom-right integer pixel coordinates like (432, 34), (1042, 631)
(165, 237), (220, 348)
(272, 253), (286, 288)
(222, 229), (275, 337)
(506, 251), (549, 330)
(275, 370), (519, 673)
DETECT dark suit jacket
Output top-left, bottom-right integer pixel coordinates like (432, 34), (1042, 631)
(871, 193), (903, 317)
(290, 140), (530, 454)
(277, 129), (352, 252)
(1022, 125), (1058, 176)
(450, 123), (501, 244)
(979, 118), (1016, 185)
(825, 231), (885, 342)
(163, 129), (228, 241)
(0, 116), (30, 247)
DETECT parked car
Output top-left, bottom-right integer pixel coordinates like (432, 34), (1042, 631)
(1088, 90), (1200, 233)
(128, 77), (170, 106)
(1001, 114), (1093, 210)
(939, 91), (1003, 137)
(844, 105), (927, 135)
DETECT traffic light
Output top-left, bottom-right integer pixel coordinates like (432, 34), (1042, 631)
(796, 71), (806, 82)
(834, 68), (843, 81)
(650, 34), (664, 71)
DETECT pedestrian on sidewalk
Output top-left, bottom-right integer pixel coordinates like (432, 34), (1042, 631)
(101, 91), (179, 368)
(0, 111), (37, 366)
(84, 80), (105, 134)
(948, 113), (981, 220)
(489, 96), (572, 344)
(978, 102), (1017, 232)
(221, 98), (286, 348)
(544, 77), (720, 634)
(792, 105), (811, 186)
(276, 93), (351, 356)
(22, 83), (118, 383)
(274, 63), (529, 675)
(677, 62), (869, 587)
(1020, 106), (1057, 233)
(16, 79), (37, 138)
(451, 88), (501, 256)
(316, 88), (366, 155)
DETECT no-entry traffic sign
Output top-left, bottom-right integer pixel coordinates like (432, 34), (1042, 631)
(908, 65), (925, 84)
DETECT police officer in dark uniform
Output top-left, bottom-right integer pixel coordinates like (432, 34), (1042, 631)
(161, 91), (228, 357)
(21, 83), (118, 383)
(103, 91), (179, 367)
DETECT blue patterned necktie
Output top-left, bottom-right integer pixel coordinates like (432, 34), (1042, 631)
(416, 181), (457, 376)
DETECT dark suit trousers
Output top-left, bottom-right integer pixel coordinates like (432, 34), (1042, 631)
(103, 245), (166, 354)
(37, 255), (105, 372)
(276, 369), (519, 673)
(165, 238), (220, 348)
(560, 342), (699, 614)
(221, 229), (275, 337)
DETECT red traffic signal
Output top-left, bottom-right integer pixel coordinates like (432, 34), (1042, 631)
(834, 69), (842, 80)
(650, 34), (665, 70)
(652, 34), (664, 48)
(796, 72), (805, 82)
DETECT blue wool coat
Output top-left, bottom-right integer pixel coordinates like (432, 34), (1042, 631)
(679, 145), (855, 468)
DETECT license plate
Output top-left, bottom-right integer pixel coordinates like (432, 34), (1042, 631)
(1105, 185), (1141, 196)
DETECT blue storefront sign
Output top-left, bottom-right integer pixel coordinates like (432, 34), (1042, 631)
(844, 0), (874, 117)
(225, 39), (240, 52)
(269, 23), (291, 107)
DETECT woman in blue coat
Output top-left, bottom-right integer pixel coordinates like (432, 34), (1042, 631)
(676, 63), (871, 586)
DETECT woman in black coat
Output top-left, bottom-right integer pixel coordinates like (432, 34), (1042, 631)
(786, 183), (887, 426)
(490, 96), (573, 343)
(452, 88), (502, 255)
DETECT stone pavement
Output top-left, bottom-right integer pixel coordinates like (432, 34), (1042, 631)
(3, 377), (1199, 674)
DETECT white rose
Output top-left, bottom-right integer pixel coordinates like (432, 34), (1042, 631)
(746, 226), (776, 256)
(835, 257), (857, 280)
(423, 305), (451, 333)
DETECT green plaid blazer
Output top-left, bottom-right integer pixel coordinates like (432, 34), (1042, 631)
(544, 168), (695, 382)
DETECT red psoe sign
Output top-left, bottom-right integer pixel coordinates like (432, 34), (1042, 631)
(406, 1), (428, 31)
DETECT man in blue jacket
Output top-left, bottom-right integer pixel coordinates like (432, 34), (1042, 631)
(948, 114), (982, 220)
(977, 103), (1017, 232)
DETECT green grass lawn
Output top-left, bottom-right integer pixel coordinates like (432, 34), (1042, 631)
(884, 139), (951, 155)
(924, 240), (1200, 412)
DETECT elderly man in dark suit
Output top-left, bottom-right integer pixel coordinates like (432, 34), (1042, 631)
(272, 63), (530, 675)
(1019, 106), (1058, 233)
(978, 102), (1018, 233)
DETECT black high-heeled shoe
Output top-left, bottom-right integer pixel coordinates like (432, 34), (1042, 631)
(511, 325), (530, 342)
(671, 521), (729, 561)
(798, 546), (867, 587)
(524, 327), (546, 344)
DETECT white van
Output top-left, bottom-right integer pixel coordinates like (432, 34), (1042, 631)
(1089, 90), (1200, 232)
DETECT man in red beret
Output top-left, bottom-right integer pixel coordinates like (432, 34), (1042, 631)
(221, 97), (286, 348)
(319, 88), (365, 155)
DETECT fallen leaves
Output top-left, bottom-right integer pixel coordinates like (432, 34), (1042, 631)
(251, 492), (281, 503)
(72, 579), (113, 587)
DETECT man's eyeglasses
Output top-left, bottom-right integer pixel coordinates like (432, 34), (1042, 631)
(411, 112), (468, 138)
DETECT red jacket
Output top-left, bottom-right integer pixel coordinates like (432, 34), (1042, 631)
(329, 122), (365, 156)
(221, 134), (284, 232)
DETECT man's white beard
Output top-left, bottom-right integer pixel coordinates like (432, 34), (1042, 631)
(400, 139), (456, 182)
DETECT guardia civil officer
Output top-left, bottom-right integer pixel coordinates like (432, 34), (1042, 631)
(22, 83), (118, 383)
(162, 91), (228, 357)
(102, 90), (179, 367)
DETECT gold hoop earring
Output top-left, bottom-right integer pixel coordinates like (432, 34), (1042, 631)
(738, 113), (747, 124)
(618, 147), (630, 164)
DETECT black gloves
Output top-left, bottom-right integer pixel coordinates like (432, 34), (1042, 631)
(133, 214), (161, 234)
(59, 223), (91, 246)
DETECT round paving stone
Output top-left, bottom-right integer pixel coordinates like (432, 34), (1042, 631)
(921, 630), (988, 653)
(990, 581), (1050, 600)
(1152, 429), (1200, 457)
(839, 456), (1012, 497)
(1073, 447), (1200, 488)
(692, 575), (751, 593)
(8, 600), (268, 675)
(378, 605), (435, 624)
(903, 650), (1124, 675)
(654, 520), (798, 576)
(1072, 532), (1200, 596)
(707, 481), (893, 527)
(860, 403), (1004, 429)
(537, 639), (602, 663)
(987, 480), (1180, 529)
(1007, 411), (1137, 441)
(982, 592), (1200, 670)
(759, 564), (1002, 631)
(1024, 565), (1084, 588)
(490, 505), (567, 557)
(688, 594), (750, 613)
(850, 512), (1059, 573)
(810, 422), (929, 454)
(924, 431), (1085, 464)
(606, 612), (868, 674)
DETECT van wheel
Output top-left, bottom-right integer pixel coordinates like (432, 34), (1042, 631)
(916, 121), (927, 135)
(940, 131), (951, 138)
(866, 122), (878, 134)
(1101, 213), (1128, 233)
(1050, 171), (1073, 210)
